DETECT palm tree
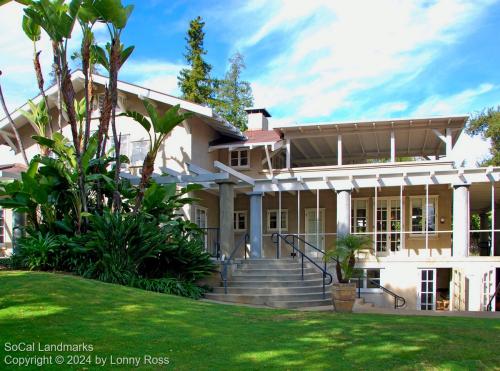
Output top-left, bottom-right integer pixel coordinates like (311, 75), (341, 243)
(121, 100), (191, 212)
(324, 234), (372, 283)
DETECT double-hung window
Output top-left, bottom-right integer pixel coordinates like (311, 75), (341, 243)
(233, 211), (247, 232)
(230, 149), (249, 168)
(351, 199), (368, 233)
(267, 209), (288, 231)
(410, 196), (437, 236)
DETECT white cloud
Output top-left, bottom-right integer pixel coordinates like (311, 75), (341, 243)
(120, 60), (185, 96)
(411, 83), (495, 116)
(239, 0), (495, 121)
(0, 2), (84, 109)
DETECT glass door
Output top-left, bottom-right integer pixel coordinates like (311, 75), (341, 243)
(305, 209), (325, 257)
(376, 198), (401, 253)
(418, 268), (436, 310)
(482, 268), (496, 311)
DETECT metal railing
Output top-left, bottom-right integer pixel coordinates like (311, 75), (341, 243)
(220, 233), (249, 294)
(487, 281), (500, 311)
(355, 276), (406, 309)
(200, 228), (220, 259)
(271, 233), (333, 299)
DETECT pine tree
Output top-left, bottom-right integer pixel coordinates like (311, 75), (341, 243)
(178, 16), (213, 104)
(213, 52), (254, 131)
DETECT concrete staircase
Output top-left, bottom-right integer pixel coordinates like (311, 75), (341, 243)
(204, 258), (332, 309)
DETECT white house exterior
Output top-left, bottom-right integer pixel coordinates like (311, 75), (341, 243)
(0, 73), (499, 312)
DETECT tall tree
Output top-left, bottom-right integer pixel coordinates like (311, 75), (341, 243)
(213, 52), (254, 131)
(467, 106), (500, 166)
(177, 16), (213, 104)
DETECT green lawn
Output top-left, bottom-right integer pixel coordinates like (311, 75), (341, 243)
(0, 272), (498, 370)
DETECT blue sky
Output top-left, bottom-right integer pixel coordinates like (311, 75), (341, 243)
(1, 0), (499, 164)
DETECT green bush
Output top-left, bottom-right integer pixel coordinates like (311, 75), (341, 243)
(131, 277), (207, 299)
(14, 231), (63, 271)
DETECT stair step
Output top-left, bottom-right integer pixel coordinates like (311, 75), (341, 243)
(236, 267), (318, 275)
(204, 292), (330, 306)
(270, 298), (333, 309)
(212, 286), (330, 295)
(227, 279), (326, 287)
(231, 273), (323, 281)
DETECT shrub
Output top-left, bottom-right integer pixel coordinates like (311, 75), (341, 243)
(131, 277), (207, 299)
(14, 231), (63, 271)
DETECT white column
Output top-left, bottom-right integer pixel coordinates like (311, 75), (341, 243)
(390, 130), (396, 162)
(248, 192), (263, 258)
(425, 183), (429, 255)
(297, 189), (301, 251)
(453, 185), (469, 257)
(286, 139), (291, 169)
(336, 189), (352, 237)
(374, 186), (378, 256)
(491, 183), (495, 256)
(337, 134), (342, 166)
(445, 128), (453, 157)
(316, 189), (320, 244)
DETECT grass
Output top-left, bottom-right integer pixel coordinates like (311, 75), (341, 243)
(0, 271), (499, 370)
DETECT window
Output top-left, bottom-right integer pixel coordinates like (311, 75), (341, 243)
(267, 209), (288, 231)
(233, 211), (247, 232)
(351, 199), (368, 233)
(130, 140), (150, 166)
(230, 149), (249, 168)
(0, 208), (4, 244)
(92, 93), (127, 112)
(351, 268), (381, 291)
(410, 196), (437, 235)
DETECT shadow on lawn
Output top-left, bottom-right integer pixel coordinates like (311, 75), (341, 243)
(0, 272), (499, 370)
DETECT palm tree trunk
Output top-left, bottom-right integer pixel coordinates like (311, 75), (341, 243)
(109, 37), (122, 211)
(134, 152), (155, 213)
(0, 71), (28, 165)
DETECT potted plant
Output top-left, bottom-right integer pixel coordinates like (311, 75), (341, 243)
(324, 234), (371, 312)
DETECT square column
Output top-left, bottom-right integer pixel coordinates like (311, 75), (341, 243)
(217, 180), (236, 258)
(248, 192), (263, 258)
(453, 185), (469, 257)
(336, 189), (352, 237)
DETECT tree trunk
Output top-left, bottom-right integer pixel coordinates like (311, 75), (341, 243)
(33, 48), (52, 141)
(0, 71), (28, 165)
(109, 37), (122, 211)
(134, 152), (155, 213)
(82, 36), (91, 151)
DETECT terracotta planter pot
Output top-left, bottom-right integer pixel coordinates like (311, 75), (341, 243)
(332, 282), (357, 313)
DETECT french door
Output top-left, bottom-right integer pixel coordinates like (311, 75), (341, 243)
(304, 209), (325, 257)
(418, 268), (436, 310)
(376, 198), (402, 253)
(482, 268), (496, 311)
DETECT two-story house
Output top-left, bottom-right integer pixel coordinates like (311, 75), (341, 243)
(1, 71), (499, 312)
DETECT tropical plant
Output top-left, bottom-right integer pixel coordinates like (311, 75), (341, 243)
(20, 100), (51, 155)
(324, 234), (372, 283)
(14, 231), (62, 271)
(121, 100), (191, 211)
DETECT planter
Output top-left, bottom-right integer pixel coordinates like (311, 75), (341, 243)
(332, 282), (357, 313)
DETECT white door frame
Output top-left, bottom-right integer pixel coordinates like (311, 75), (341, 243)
(418, 268), (437, 310)
(482, 267), (496, 311)
(304, 208), (325, 255)
(194, 206), (208, 250)
(375, 197), (402, 254)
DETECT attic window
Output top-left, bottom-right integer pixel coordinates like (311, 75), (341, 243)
(92, 94), (127, 112)
(230, 149), (249, 168)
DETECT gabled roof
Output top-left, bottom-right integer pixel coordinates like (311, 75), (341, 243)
(0, 70), (245, 149)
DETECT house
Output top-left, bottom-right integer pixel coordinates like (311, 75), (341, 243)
(0, 72), (499, 312)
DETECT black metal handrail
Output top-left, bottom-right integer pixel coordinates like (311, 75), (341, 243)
(355, 276), (406, 309)
(200, 227), (220, 259)
(220, 233), (249, 294)
(271, 233), (333, 299)
(486, 281), (500, 311)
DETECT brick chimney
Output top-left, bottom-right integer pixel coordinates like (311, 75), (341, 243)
(245, 108), (271, 131)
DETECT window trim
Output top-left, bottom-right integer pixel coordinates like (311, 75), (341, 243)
(352, 268), (383, 293)
(233, 210), (248, 232)
(193, 205), (208, 228)
(229, 149), (250, 169)
(351, 197), (369, 234)
(267, 209), (288, 232)
(409, 195), (438, 237)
